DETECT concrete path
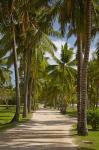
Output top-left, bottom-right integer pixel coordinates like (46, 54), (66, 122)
(0, 108), (77, 150)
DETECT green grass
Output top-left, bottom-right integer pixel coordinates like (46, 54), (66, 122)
(67, 107), (99, 150)
(71, 123), (99, 150)
(0, 105), (32, 131)
(72, 128), (99, 150)
(67, 106), (77, 117)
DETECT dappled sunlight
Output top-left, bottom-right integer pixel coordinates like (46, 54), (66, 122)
(0, 109), (78, 150)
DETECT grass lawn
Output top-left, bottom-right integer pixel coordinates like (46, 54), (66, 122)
(0, 105), (32, 131)
(67, 107), (99, 150)
(72, 128), (99, 150)
(67, 106), (77, 117)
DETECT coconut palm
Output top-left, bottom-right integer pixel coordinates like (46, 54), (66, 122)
(0, 0), (21, 122)
(45, 43), (76, 112)
(79, 0), (92, 135)
(88, 52), (99, 108)
(56, 0), (99, 135)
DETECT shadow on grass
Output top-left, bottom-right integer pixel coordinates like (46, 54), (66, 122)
(78, 148), (95, 150)
(88, 128), (99, 131)
(0, 113), (32, 132)
(67, 112), (77, 118)
(0, 122), (16, 132)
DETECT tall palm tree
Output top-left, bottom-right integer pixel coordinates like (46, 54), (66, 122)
(56, 0), (85, 133)
(80, 0), (92, 135)
(0, 0), (20, 122)
(88, 53), (99, 108)
(46, 43), (76, 112)
(60, 43), (76, 113)
(19, 0), (61, 117)
(56, 0), (97, 135)
(12, 24), (20, 122)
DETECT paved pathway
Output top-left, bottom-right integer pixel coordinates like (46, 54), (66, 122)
(0, 108), (77, 150)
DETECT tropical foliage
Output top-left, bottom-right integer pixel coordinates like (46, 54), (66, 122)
(0, 0), (99, 137)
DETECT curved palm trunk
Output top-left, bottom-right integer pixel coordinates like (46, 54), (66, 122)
(11, 25), (20, 122)
(80, 0), (92, 136)
(77, 35), (83, 134)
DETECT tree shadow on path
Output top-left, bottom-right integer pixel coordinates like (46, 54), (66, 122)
(0, 109), (95, 150)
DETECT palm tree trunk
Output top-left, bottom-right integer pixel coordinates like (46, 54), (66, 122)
(23, 53), (29, 118)
(23, 48), (32, 117)
(23, 50), (28, 118)
(80, 0), (92, 136)
(61, 64), (66, 114)
(77, 34), (83, 134)
(27, 77), (33, 112)
(11, 25), (20, 122)
(32, 79), (35, 111)
(96, 84), (99, 108)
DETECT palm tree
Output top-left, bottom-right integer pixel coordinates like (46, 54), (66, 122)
(60, 43), (76, 113)
(46, 43), (76, 112)
(0, 0), (20, 122)
(80, 0), (92, 135)
(12, 24), (20, 122)
(55, 0), (85, 133)
(56, 0), (98, 135)
(88, 53), (99, 108)
(19, 0), (60, 117)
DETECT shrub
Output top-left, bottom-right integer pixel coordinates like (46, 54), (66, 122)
(87, 109), (99, 130)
